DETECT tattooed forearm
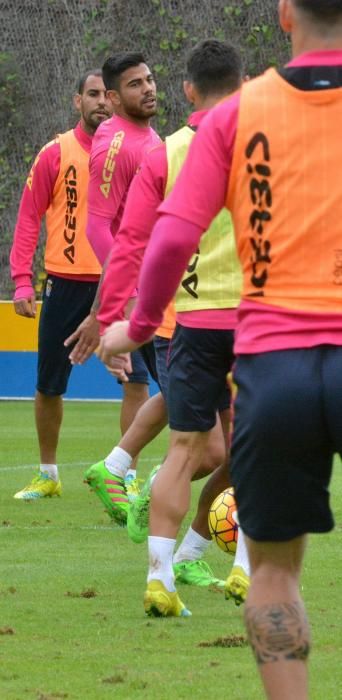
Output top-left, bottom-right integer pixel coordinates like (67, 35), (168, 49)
(244, 602), (311, 665)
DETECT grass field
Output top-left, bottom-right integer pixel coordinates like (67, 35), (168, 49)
(0, 400), (341, 700)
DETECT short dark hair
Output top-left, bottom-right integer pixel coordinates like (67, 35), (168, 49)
(294, 0), (342, 23)
(77, 68), (103, 95)
(186, 39), (243, 97)
(102, 52), (146, 91)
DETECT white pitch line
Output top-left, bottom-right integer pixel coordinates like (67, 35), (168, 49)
(0, 461), (89, 473)
(0, 456), (163, 473)
(0, 524), (118, 532)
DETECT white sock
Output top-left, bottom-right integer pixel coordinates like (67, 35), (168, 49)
(104, 446), (132, 478)
(40, 464), (58, 481)
(147, 536), (176, 591)
(173, 526), (212, 564)
(233, 526), (250, 576)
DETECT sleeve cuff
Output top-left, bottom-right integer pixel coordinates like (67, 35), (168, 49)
(128, 320), (156, 345)
(13, 285), (34, 301)
(14, 274), (32, 288)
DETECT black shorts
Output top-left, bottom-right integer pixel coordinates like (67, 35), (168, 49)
(38, 276), (159, 396)
(231, 347), (339, 542)
(124, 341), (159, 386)
(37, 275), (98, 396)
(167, 324), (234, 432)
(154, 335), (170, 401)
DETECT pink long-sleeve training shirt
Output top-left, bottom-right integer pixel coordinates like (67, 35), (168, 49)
(127, 51), (342, 352)
(10, 122), (99, 294)
(86, 114), (160, 266)
(97, 110), (236, 333)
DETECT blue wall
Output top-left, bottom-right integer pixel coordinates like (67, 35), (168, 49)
(0, 351), (159, 400)
(0, 301), (159, 400)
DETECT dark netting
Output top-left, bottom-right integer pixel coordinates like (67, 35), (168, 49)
(0, 0), (290, 297)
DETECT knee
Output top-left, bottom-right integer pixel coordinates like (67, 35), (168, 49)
(169, 432), (203, 475)
(122, 383), (148, 400)
(252, 563), (299, 592)
(246, 536), (307, 583)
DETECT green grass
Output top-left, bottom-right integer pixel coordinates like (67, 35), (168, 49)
(0, 400), (341, 700)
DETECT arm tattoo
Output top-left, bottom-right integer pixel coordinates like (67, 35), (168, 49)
(245, 601), (310, 665)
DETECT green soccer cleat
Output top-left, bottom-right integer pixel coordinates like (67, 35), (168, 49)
(127, 464), (161, 543)
(14, 472), (62, 500)
(84, 460), (128, 525)
(225, 565), (250, 606)
(144, 580), (192, 617)
(173, 560), (225, 590)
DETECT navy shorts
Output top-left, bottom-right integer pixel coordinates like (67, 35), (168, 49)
(154, 335), (170, 401)
(167, 324), (234, 432)
(37, 275), (98, 395)
(118, 341), (159, 386)
(231, 347), (340, 542)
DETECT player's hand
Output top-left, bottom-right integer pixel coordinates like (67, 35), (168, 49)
(13, 287), (36, 318)
(98, 320), (140, 364)
(101, 352), (133, 382)
(65, 312), (100, 364)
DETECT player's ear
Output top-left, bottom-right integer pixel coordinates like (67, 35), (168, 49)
(73, 93), (82, 113)
(183, 80), (196, 105)
(278, 0), (293, 33)
(106, 89), (121, 108)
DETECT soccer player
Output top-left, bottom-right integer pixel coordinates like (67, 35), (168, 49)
(97, 1), (342, 697)
(68, 45), (239, 591)
(10, 70), (113, 500)
(97, 39), (250, 610)
(67, 52), (161, 508)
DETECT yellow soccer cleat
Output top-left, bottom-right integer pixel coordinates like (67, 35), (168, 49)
(225, 565), (250, 606)
(14, 473), (62, 500)
(144, 580), (192, 617)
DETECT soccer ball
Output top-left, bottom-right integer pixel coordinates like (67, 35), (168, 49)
(208, 488), (238, 555)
